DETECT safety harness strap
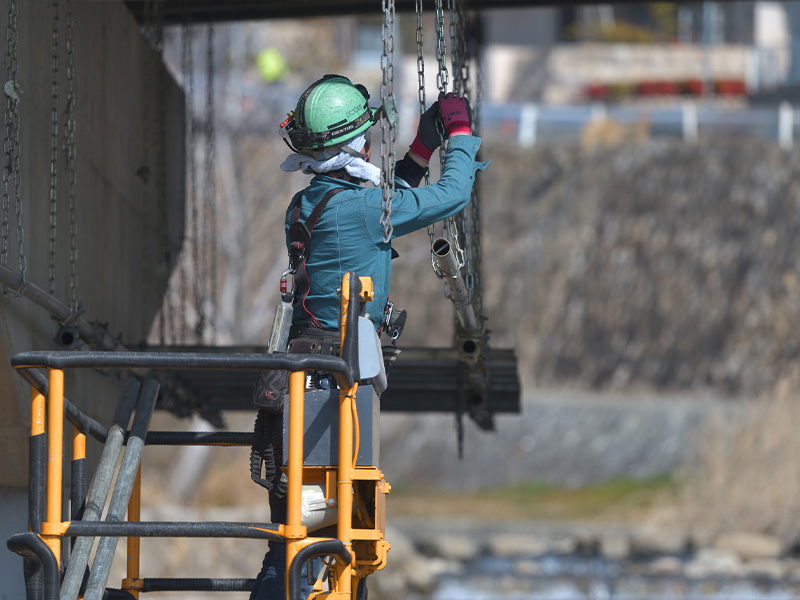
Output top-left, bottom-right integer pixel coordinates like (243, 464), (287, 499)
(288, 187), (345, 328)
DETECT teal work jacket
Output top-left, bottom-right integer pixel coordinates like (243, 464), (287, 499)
(285, 134), (487, 332)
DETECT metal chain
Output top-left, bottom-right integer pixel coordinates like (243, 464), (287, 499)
(63, 0), (78, 313)
(435, 0), (450, 188)
(148, 2), (173, 345)
(3, 0), (26, 295)
(452, 0), (472, 302)
(441, 0), (465, 277)
(141, 0), (165, 345)
(434, 0), (449, 96)
(1, 0), (14, 266)
(416, 0), (437, 250)
(140, 1), (154, 341)
(448, 0), (462, 97)
(181, 22), (198, 343)
(48, 0), (59, 296)
(203, 23), (218, 345)
(469, 12), (486, 319)
(379, 0), (396, 243)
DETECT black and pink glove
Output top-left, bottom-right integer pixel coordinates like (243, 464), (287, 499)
(409, 101), (441, 163)
(438, 92), (472, 137)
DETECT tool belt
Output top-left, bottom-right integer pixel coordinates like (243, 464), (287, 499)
(287, 325), (340, 357)
(252, 327), (340, 412)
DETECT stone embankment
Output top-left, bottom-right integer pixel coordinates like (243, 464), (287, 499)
(393, 139), (800, 397)
(375, 518), (800, 599)
(107, 506), (799, 600)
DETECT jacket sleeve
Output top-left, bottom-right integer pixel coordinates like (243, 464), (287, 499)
(364, 135), (487, 242)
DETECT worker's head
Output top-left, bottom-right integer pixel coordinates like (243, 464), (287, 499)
(280, 74), (378, 161)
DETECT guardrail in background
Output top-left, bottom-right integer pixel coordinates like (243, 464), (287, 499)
(476, 101), (799, 150)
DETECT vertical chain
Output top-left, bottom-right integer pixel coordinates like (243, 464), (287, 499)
(452, 0), (472, 302)
(204, 23), (217, 344)
(140, 0), (154, 341)
(468, 10), (485, 320)
(416, 0), (437, 249)
(49, 0), (60, 296)
(434, 0), (459, 297)
(443, 0), (464, 271)
(1, 0), (13, 266)
(434, 0), (449, 96)
(181, 22), (198, 343)
(435, 0), (450, 184)
(147, 1), (172, 345)
(63, 0), (78, 312)
(448, 0), (461, 96)
(3, 0), (26, 294)
(379, 0), (396, 243)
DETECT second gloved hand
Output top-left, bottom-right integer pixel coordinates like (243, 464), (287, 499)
(438, 92), (472, 137)
(409, 101), (441, 163)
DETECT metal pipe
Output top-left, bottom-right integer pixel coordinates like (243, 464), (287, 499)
(141, 579), (257, 593)
(123, 466), (142, 600)
(44, 369), (64, 567)
(60, 378), (139, 600)
(431, 238), (482, 334)
(288, 540), (351, 600)
(20, 367), (109, 442)
(143, 431), (253, 446)
(285, 370), (307, 575)
(334, 272), (359, 597)
(83, 379), (160, 600)
(0, 264), (125, 352)
(7, 532), (60, 600)
(30, 389), (46, 534)
(12, 351), (354, 387)
(71, 427), (87, 557)
(71, 428), (86, 521)
(64, 521), (282, 540)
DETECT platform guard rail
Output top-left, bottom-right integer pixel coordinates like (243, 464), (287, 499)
(6, 272), (389, 600)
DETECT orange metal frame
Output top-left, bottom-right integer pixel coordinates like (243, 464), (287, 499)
(25, 272), (390, 600)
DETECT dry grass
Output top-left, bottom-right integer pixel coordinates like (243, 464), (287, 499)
(662, 376), (800, 545)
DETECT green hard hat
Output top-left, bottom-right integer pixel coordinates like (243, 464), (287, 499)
(289, 75), (377, 157)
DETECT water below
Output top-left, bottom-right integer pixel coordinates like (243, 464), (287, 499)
(420, 554), (800, 600)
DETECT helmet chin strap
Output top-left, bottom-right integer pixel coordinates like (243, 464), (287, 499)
(340, 145), (367, 159)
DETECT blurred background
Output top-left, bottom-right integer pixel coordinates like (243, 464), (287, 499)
(5, 1), (800, 599)
(135, 3), (800, 598)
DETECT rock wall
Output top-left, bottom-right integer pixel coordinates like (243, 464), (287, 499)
(457, 139), (800, 396)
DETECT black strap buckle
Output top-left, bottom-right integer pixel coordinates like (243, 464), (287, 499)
(383, 301), (407, 343)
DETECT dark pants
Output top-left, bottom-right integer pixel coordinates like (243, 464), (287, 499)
(249, 541), (324, 600)
(250, 495), (325, 600)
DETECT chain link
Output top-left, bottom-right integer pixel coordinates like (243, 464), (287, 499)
(451, 0), (472, 301)
(448, 0), (461, 97)
(415, 0), (437, 249)
(379, 0), (396, 243)
(144, 1), (173, 345)
(1, 0), (13, 267)
(3, 0), (26, 295)
(181, 22), (199, 343)
(48, 0), (60, 296)
(434, 0), (449, 95)
(469, 13), (486, 319)
(203, 23), (217, 345)
(63, 0), (78, 313)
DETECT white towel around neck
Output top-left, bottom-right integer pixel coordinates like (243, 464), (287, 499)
(280, 133), (382, 186)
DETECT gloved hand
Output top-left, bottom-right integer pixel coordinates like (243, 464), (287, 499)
(408, 101), (441, 163)
(438, 92), (472, 137)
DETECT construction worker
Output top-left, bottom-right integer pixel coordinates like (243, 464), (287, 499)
(249, 74), (486, 600)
